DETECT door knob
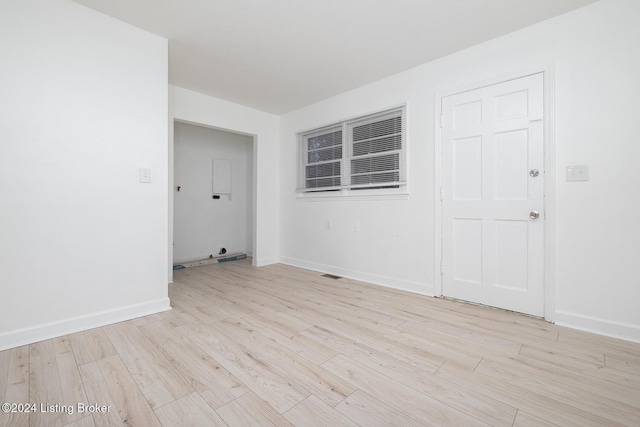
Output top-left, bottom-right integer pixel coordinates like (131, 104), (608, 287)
(530, 211), (540, 219)
(529, 169), (539, 177)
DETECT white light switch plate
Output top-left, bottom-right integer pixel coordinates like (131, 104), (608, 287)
(139, 168), (151, 183)
(566, 165), (589, 182)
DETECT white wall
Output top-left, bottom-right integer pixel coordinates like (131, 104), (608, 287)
(173, 122), (253, 262)
(170, 86), (279, 272)
(0, 0), (169, 350)
(279, 0), (640, 342)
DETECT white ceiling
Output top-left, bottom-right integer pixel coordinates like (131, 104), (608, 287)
(73, 0), (598, 114)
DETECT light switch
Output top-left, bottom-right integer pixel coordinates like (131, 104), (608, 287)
(566, 165), (589, 182)
(139, 168), (151, 183)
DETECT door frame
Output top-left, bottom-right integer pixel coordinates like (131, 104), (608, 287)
(433, 65), (556, 322)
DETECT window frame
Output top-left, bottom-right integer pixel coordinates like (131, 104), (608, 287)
(297, 105), (407, 198)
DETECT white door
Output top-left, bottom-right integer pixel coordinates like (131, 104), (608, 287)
(441, 73), (544, 316)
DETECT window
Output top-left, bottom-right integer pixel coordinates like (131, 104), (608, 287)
(298, 106), (406, 194)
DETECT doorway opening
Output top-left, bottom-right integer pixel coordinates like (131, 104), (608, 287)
(172, 121), (254, 268)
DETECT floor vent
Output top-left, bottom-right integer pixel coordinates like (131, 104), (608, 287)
(322, 274), (342, 280)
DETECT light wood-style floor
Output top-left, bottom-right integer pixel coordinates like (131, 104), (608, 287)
(2, 259), (640, 426)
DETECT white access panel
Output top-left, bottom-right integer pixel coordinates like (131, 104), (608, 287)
(441, 73), (545, 317)
(213, 158), (232, 195)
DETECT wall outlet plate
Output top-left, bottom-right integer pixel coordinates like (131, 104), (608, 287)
(139, 168), (151, 183)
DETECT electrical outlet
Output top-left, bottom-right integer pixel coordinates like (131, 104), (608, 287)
(325, 220), (331, 230)
(354, 222), (360, 232)
(139, 168), (151, 183)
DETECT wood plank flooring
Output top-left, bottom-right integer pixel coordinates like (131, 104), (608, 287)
(1, 259), (640, 426)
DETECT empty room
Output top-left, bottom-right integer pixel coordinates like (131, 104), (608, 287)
(1, 0), (639, 426)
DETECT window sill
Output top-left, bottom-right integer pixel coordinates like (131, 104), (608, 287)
(296, 189), (410, 201)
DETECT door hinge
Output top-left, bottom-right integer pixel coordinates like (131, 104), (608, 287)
(440, 261), (444, 275)
(440, 186), (445, 201)
(439, 113), (444, 128)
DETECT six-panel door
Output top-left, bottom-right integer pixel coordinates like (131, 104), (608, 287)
(441, 73), (544, 316)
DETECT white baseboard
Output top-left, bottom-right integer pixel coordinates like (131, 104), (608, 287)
(280, 257), (433, 296)
(555, 311), (640, 344)
(0, 298), (171, 351)
(254, 257), (279, 267)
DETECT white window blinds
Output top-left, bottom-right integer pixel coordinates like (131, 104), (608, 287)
(303, 124), (343, 191)
(298, 106), (406, 193)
